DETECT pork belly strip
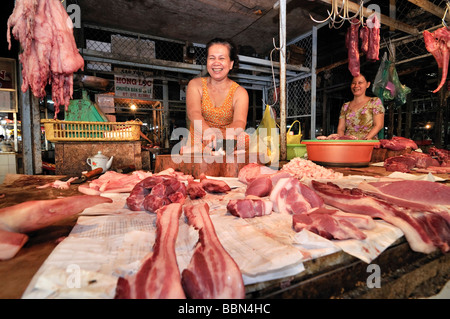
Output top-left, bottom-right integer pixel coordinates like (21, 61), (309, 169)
(182, 203), (245, 299)
(312, 181), (450, 254)
(0, 195), (112, 233)
(0, 229), (29, 260)
(115, 203), (185, 299)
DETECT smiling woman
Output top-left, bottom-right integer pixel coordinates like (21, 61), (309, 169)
(184, 38), (249, 153)
(337, 72), (385, 140)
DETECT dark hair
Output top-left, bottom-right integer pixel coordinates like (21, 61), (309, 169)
(206, 38), (239, 69)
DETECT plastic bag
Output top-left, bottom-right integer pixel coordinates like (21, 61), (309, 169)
(372, 52), (411, 105)
(249, 105), (279, 167)
(287, 120), (302, 144)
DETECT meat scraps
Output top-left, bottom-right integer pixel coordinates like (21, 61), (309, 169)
(126, 175), (186, 212)
(115, 203), (186, 299)
(182, 203), (245, 299)
(7, 0), (85, 118)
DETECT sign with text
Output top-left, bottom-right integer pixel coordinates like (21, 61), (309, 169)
(114, 74), (153, 100)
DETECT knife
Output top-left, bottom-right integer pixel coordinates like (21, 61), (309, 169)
(215, 139), (237, 154)
(60, 167), (104, 184)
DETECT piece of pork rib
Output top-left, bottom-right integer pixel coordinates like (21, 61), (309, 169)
(182, 203), (245, 299)
(115, 203), (186, 299)
(227, 198), (273, 218)
(270, 177), (324, 214)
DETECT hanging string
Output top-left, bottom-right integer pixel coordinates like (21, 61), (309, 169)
(268, 38), (281, 108)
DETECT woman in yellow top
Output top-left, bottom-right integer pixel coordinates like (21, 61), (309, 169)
(185, 38), (249, 152)
(338, 73), (385, 140)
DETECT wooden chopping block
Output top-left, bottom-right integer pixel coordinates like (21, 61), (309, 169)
(154, 154), (251, 178)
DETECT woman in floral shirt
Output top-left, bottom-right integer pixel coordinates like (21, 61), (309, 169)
(337, 73), (385, 140)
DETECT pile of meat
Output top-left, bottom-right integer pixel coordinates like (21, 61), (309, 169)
(377, 136), (418, 151)
(281, 157), (344, 180)
(384, 147), (450, 174)
(346, 14), (380, 77)
(232, 163), (450, 254)
(126, 170), (231, 213)
(7, 0), (85, 118)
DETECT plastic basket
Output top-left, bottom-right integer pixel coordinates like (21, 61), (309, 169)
(287, 144), (307, 160)
(41, 119), (142, 142)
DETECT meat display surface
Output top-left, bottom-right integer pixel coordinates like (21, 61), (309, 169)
(115, 203), (185, 299)
(182, 203), (245, 299)
(312, 181), (450, 254)
(7, 0), (85, 117)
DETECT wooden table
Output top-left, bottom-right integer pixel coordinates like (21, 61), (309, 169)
(0, 166), (448, 299)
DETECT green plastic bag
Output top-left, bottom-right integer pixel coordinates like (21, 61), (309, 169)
(372, 52), (411, 105)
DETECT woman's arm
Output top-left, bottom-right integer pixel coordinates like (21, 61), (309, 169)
(337, 117), (346, 136)
(226, 86), (249, 138)
(364, 113), (384, 139)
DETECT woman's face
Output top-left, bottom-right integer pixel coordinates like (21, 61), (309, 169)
(207, 43), (234, 81)
(351, 75), (370, 97)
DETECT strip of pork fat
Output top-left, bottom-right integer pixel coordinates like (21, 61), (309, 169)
(0, 229), (28, 260)
(0, 195), (112, 233)
(182, 203), (245, 299)
(115, 203), (185, 299)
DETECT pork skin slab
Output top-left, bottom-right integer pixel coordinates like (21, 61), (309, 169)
(115, 203), (185, 299)
(0, 229), (28, 260)
(312, 181), (450, 254)
(0, 195), (112, 233)
(358, 180), (450, 219)
(182, 203), (245, 299)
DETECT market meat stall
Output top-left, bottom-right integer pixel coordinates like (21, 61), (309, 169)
(0, 159), (448, 299)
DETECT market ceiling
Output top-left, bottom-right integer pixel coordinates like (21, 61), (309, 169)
(76, 0), (330, 56)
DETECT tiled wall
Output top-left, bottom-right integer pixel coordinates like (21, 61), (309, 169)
(0, 153), (17, 184)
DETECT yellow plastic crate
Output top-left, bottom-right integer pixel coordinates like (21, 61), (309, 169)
(41, 119), (142, 142)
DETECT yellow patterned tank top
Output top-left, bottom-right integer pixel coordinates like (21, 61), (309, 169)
(189, 77), (240, 144)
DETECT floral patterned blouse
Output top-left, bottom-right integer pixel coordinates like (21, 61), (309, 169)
(339, 97), (385, 140)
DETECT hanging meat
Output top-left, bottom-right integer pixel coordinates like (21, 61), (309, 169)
(366, 13), (380, 62)
(7, 0), (85, 118)
(423, 27), (450, 93)
(346, 19), (361, 77)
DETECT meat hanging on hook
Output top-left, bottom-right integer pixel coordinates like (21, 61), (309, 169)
(6, 0), (85, 118)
